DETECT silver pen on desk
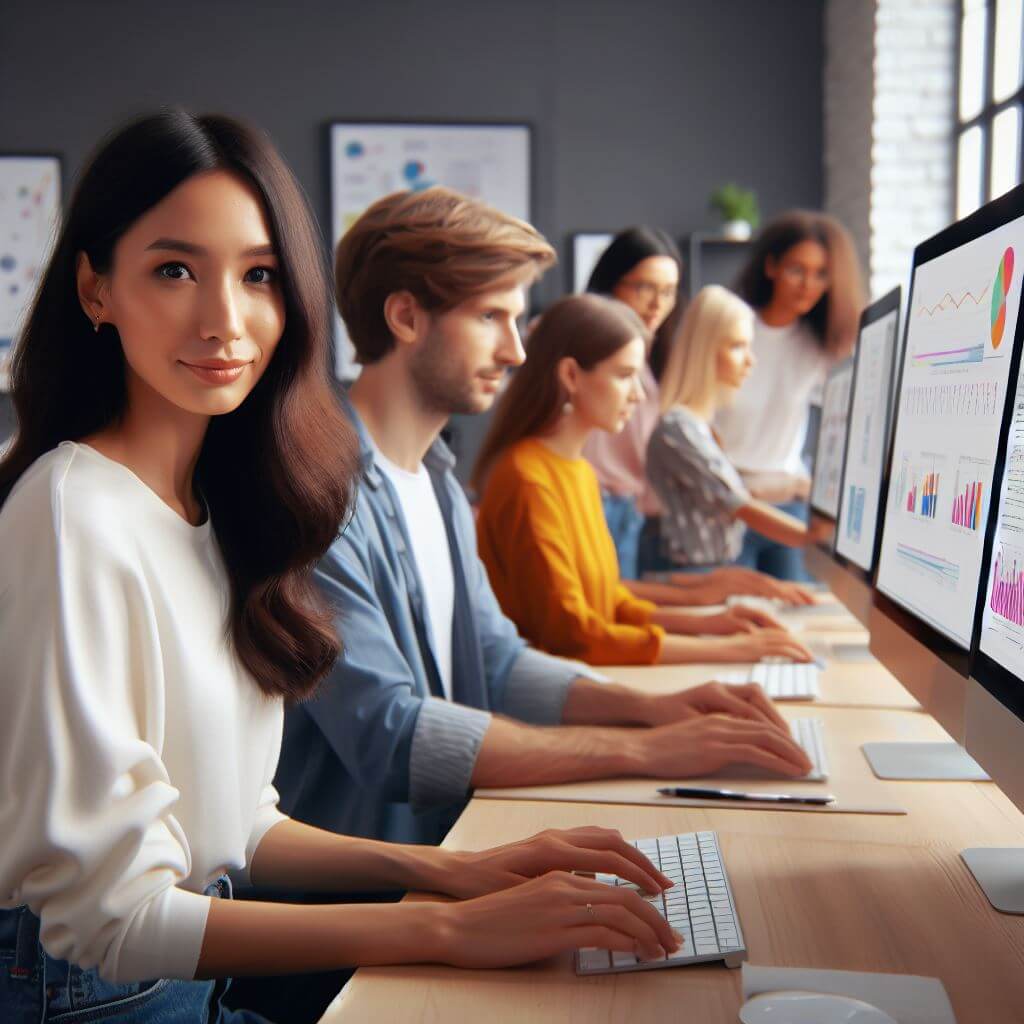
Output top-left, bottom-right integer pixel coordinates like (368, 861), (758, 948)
(657, 786), (835, 806)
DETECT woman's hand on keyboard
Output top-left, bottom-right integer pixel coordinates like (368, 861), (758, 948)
(715, 604), (786, 632)
(433, 871), (682, 968)
(640, 681), (790, 733)
(635, 715), (813, 778)
(438, 826), (673, 899)
(709, 630), (814, 663)
(675, 567), (817, 606)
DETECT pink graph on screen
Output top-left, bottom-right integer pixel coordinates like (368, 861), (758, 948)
(991, 550), (1024, 626)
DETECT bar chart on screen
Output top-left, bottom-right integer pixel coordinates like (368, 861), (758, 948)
(845, 485), (866, 542)
(951, 456), (991, 531)
(990, 545), (1024, 627)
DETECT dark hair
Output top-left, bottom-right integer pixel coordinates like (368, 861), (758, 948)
(734, 210), (865, 355)
(586, 227), (683, 378)
(585, 226), (682, 295)
(472, 294), (650, 490)
(0, 109), (358, 702)
(335, 186), (556, 366)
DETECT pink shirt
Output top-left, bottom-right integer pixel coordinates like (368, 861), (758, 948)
(582, 364), (663, 515)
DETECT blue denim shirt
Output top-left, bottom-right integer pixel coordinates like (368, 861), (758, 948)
(274, 401), (591, 845)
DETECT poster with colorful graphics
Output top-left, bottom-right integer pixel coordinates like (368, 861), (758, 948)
(0, 156), (61, 390)
(329, 123), (530, 378)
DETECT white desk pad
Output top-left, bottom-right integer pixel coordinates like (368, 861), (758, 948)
(741, 964), (956, 1024)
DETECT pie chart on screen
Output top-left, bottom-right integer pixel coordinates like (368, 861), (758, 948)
(992, 246), (1014, 349)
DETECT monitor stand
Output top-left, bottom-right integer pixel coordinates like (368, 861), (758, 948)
(861, 741), (989, 780)
(961, 848), (1024, 914)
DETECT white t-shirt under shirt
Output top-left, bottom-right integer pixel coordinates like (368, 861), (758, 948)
(714, 315), (830, 482)
(0, 442), (286, 983)
(374, 449), (455, 700)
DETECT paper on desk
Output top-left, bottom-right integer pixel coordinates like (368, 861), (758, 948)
(741, 964), (956, 1024)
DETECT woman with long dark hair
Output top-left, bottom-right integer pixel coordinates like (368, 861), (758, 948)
(582, 227), (681, 579)
(714, 211), (866, 580)
(0, 111), (678, 1023)
(473, 293), (813, 667)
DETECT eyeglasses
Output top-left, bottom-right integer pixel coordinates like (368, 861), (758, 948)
(621, 280), (678, 302)
(780, 264), (829, 285)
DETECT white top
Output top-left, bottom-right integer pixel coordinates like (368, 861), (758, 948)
(375, 449), (455, 699)
(713, 316), (830, 479)
(0, 443), (286, 983)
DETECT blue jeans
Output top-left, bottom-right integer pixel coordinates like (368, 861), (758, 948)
(0, 877), (272, 1023)
(637, 515), (676, 578)
(600, 493), (645, 580)
(734, 499), (813, 581)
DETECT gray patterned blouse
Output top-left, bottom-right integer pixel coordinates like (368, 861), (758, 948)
(646, 406), (750, 566)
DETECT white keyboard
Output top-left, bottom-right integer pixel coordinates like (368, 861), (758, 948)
(792, 717), (829, 781)
(749, 661), (820, 700)
(575, 831), (747, 975)
(721, 661), (821, 700)
(728, 595), (843, 619)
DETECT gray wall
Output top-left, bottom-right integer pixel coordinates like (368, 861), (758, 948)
(1, 0), (824, 457)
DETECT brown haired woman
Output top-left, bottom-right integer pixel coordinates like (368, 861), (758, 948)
(473, 294), (814, 667)
(0, 113), (679, 1024)
(714, 211), (866, 581)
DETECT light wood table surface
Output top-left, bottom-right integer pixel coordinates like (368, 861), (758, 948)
(321, 586), (1024, 1023)
(324, 796), (1024, 1024)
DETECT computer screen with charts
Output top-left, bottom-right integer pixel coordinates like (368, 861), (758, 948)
(975, 334), (1024, 707)
(834, 288), (902, 575)
(875, 188), (1024, 650)
(810, 358), (855, 519)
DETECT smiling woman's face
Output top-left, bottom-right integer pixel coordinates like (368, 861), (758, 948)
(84, 168), (286, 420)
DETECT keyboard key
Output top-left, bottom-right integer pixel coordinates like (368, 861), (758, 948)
(578, 948), (610, 971)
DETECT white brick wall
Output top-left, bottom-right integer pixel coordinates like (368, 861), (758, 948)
(824, 0), (956, 299)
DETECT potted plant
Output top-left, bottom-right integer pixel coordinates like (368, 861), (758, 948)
(709, 184), (760, 241)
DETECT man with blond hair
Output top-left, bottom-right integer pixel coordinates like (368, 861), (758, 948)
(274, 187), (811, 846)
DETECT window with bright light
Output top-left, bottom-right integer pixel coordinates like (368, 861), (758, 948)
(957, 0), (1024, 218)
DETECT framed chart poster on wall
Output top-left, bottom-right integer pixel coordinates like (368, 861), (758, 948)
(0, 154), (61, 390)
(328, 121), (531, 378)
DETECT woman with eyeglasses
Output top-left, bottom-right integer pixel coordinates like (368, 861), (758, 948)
(581, 228), (818, 609)
(581, 228), (681, 581)
(713, 211), (865, 580)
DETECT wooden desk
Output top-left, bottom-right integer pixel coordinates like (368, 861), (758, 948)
(324, 797), (1024, 1024)
(321, 576), (1024, 1022)
(607, 659), (920, 711)
(473, 705), (1015, 832)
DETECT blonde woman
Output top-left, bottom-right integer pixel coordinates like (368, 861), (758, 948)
(647, 286), (831, 570)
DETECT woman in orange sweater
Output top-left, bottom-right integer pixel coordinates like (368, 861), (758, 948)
(472, 294), (814, 666)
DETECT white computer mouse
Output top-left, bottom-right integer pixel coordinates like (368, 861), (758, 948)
(738, 990), (899, 1024)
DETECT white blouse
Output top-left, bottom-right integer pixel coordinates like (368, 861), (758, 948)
(0, 442), (286, 982)
(713, 315), (830, 479)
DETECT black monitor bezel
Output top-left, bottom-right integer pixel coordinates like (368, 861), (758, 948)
(809, 356), (856, 522)
(832, 286), (903, 582)
(872, 183), (1024, 674)
(970, 197), (1024, 723)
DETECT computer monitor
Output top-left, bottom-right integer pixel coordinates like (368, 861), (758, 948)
(869, 185), (1024, 755)
(965, 243), (1024, 911)
(834, 287), (902, 581)
(809, 358), (855, 521)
